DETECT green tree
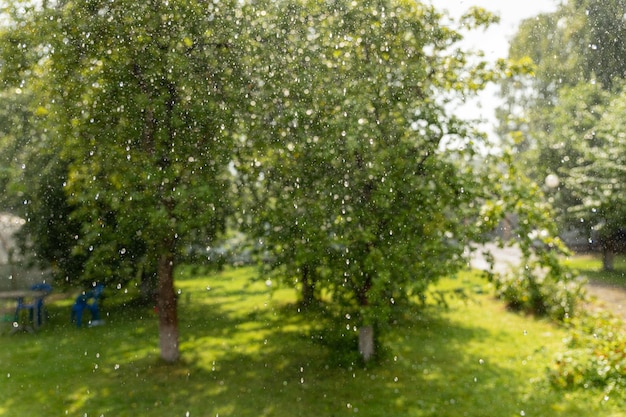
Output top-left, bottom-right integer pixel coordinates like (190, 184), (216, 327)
(500, 0), (626, 267)
(0, 0), (242, 362)
(235, 0), (557, 361)
(567, 91), (626, 270)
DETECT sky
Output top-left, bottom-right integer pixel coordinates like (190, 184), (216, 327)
(428, 0), (560, 138)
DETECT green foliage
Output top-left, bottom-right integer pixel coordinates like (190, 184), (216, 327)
(0, 0), (581, 362)
(234, 0), (529, 353)
(490, 263), (586, 321)
(476, 152), (586, 321)
(2, 267), (625, 416)
(566, 90), (626, 251)
(549, 311), (626, 392)
(500, 0), (626, 255)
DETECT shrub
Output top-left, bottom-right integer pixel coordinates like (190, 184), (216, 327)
(548, 310), (626, 392)
(489, 262), (586, 321)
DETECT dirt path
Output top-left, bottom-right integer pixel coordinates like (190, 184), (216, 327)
(586, 282), (626, 321)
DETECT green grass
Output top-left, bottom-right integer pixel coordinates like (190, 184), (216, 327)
(564, 253), (626, 287)
(1, 266), (625, 416)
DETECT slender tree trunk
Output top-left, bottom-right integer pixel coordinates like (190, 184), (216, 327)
(157, 251), (179, 363)
(357, 273), (375, 362)
(300, 263), (315, 307)
(602, 248), (615, 272)
(359, 325), (375, 362)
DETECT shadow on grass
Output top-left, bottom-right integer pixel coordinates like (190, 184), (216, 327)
(567, 254), (626, 287)
(0, 270), (603, 416)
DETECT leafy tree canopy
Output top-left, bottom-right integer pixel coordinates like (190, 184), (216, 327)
(500, 0), (626, 269)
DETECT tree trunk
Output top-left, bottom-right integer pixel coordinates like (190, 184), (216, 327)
(157, 252), (180, 363)
(356, 272), (375, 362)
(300, 263), (315, 307)
(359, 325), (375, 362)
(602, 248), (615, 272)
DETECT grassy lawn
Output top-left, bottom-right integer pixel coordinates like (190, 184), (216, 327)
(1, 266), (625, 416)
(565, 253), (626, 287)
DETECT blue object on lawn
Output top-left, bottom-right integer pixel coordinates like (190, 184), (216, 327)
(71, 284), (104, 328)
(14, 283), (53, 327)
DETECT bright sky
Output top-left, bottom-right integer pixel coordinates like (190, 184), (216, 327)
(428, 0), (560, 139)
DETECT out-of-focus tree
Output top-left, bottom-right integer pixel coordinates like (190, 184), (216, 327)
(501, 0), (626, 151)
(235, 0), (567, 361)
(500, 0), (626, 266)
(0, 0), (243, 362)
(567, 91), (626, 270)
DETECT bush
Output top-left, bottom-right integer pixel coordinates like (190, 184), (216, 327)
(548, 310), (626, 392)
(489, 262), (586, 321)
